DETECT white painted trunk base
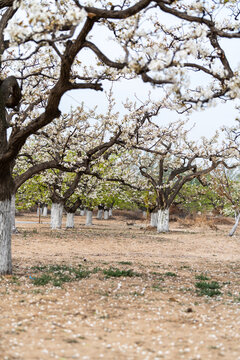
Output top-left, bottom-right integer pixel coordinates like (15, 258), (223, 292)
(37, 207), (42, 216)
(0, 199), (12, 274)
(96, 209), (103, 220)
(104, 210), (109, 220)
(109, 208), (113, 217)
(157, 208), (169, 233)
(142, 211), (147, 218)
(66, 213), (75, 228)
(42, 206), (48, 217)
(229, 213), (240, 237)
(11, 195), (17, 233)
(51, 203), (63, 229)
(86, 210), (93, 226)
(150, 212), (158, 227)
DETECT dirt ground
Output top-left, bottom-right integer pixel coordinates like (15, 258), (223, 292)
(0, 212), (240, 360)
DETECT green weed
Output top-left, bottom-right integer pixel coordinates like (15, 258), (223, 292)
(30, 264), (89, 287)
(103, 267), (137, 278)
(195, 280), (222, 297)
(165, 272), (177, 277)
(195, 273), (210, 281)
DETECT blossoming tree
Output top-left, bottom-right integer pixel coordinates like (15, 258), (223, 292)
(1, 0), (240, 273)
(116, 116), (236, 232)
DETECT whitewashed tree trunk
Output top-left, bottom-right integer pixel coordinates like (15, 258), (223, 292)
(104, 210), (109, 220)
(51, 203), (63, 229)
(96, 209), (103, 220)
(86, 210), (93, 226)
(66, 212), (75, 228)
(109, 208), (113, 217)
(0, 199), (12, 274)
(11, 195), (17, 233)
(157, 208), (169, 233)
(229, 213), (240, 237)
(150, 212), (158, 227)
(37, 206), (42, 216)
(142, 210), (147, 218)
(42, 205), (48, 217)
(80, 209), (85, 216)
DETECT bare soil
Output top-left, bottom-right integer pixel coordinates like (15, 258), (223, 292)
(1, 212), (240, 360)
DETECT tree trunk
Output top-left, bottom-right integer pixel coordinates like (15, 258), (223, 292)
(51, 203), (63, 229)
(37, 205), (42, 216)
(0, 78), (21, 274)
(142, 210), (147, 218)
(0, 163), (14, 274)
(96, 208), (103, 220)
(42, 205), (48, 217)
(80, 208), (86, 216)
(86, 210), (93, 226)
(104, 209), (109, 220)
(150, 212), (158, 227)
(0, 199), (12, 274)
(109, 208), (113, 217)
(229, 213), (240, 237)
(11, 194), (17, 233)
(157, 208), (169, 233)
(66, 212), (74, 228)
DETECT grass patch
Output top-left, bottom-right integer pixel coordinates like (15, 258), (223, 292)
(195, 280), (222, 297)
(195, 273), (210, 281)
(32, 274), (52, 286)
(164, 272), (177, 277)
(103, 267), (137, 278)
(30, 264), (90, 287)
(118, 261), (133, 265)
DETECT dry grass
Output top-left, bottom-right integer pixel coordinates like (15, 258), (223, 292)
(177, 214), (234, 230)
(0, 212), (240, 360)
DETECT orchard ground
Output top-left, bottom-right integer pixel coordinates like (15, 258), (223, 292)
(1, 211), (240, 360)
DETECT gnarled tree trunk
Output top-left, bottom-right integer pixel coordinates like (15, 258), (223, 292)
(0, 76), (21, 274)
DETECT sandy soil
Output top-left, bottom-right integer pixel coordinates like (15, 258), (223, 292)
(0, 212), (240, 360)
